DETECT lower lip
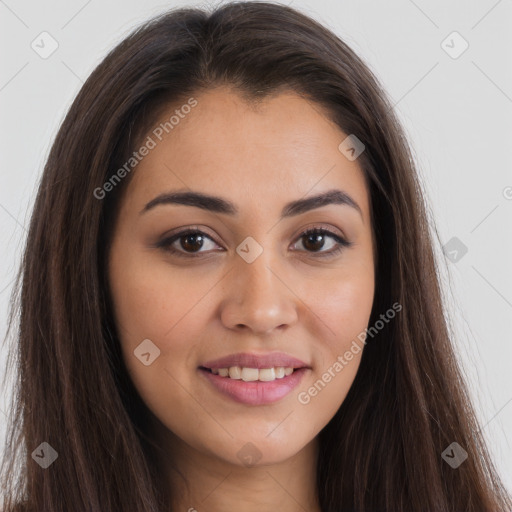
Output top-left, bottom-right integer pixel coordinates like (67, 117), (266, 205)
(198, 367), (308, 405)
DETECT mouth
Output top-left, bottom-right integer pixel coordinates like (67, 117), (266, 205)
(198, 352), (311, 405)
(198, 366), (311, 406)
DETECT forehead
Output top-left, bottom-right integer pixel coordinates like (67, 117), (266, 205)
(122, 87), (371, 223)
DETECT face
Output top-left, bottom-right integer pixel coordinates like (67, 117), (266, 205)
(108, 87), (375, 468)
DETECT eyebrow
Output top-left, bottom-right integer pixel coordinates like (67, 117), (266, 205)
(140, 188), (363, 220)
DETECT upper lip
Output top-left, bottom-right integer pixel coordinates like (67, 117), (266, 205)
(200, 352), (310, 370)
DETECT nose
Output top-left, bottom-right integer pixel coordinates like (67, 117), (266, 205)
(219, 249), (299, 335)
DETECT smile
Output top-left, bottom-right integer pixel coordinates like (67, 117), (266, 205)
(198, 366), (309, 405)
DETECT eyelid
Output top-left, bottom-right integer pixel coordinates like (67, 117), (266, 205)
(290, 222), (347, 242)
(159, 224), (217, 242)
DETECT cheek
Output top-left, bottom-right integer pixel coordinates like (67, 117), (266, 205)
(294, 260), (374, 408)
(108, 245), (213, 343)
(301, 258), (375, 352)
(108, 251), (212, 434)
(324, 278), (374, 341)
(107, 243), (211, 393)
(281, 272), (375, 447)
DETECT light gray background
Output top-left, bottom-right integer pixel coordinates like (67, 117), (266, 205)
(1, 0), (511, 493)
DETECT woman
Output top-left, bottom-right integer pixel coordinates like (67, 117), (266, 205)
(1, 2), (510, 511)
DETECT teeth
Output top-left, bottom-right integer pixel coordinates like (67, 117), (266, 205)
(210, 366), (296, 381)
(242, 367), (259, 381)
(229, 366), (242, 379)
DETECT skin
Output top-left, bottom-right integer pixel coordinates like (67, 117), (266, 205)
(108, 86), (375, 512)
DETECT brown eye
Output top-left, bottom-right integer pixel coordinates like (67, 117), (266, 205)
(157, 229), (220, 257)
(292, 227), (352, 257)
(180, 232), (206, 252)
(302, 231), (327, 251)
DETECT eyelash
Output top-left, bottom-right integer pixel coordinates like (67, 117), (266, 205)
(155, 225), (352, 259)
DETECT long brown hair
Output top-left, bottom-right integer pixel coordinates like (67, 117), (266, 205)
(1, 2), (510, 510)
